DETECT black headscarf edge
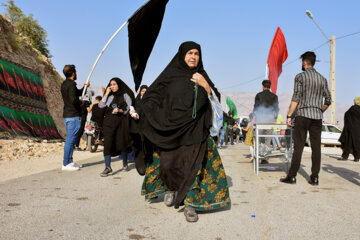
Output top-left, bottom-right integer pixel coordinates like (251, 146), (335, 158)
(105, 77), (136, 104)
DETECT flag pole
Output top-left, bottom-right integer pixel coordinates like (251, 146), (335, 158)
(82, 20), (128, 98)
(81, 0), (151, 98)
(265, 64), (269, 80)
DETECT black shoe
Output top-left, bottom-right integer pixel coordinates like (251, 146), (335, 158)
(337, 157), (348, 161)
(261, 159), (269, 164)
(280, 176), (296, 184)
(354, 159), (359, 162)
(308, 176), (319, 186)
(100, 168), (112, 177)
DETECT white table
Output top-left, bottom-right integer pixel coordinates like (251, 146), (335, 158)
(253, 124), (293, 175)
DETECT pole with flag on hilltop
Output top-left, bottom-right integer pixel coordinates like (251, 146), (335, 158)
(82, 0), (168, 98)
(265, 27), (288, 94)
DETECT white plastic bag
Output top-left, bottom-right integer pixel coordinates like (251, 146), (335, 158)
(209, 89), (223, 137)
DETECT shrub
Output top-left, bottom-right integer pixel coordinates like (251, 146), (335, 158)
(6, 32), (23, 51)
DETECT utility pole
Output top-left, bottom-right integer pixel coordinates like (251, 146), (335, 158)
(329, 35), (336, 125)
(305, 10), (336, 125)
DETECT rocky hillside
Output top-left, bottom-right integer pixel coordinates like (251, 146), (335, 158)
(0, 15), (65, 137)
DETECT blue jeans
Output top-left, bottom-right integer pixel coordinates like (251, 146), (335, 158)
(63, 117), (81, 166)
(104, 152), (127, 169)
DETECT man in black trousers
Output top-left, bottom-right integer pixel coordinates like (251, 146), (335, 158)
(280, 51), (331, 185)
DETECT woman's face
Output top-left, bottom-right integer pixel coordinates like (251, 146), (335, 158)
(110, 80), (119, 92)
(140, 88), (147, 96)
(184, 49), (200, 69)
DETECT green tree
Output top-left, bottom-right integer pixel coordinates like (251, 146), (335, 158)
(2, 0), (51, 58)
(2, 0), (23, 24)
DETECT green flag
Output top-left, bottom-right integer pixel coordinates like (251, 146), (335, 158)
(226, 97), (238, 119)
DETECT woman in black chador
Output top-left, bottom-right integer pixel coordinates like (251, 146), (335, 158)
(135, 85), (148, 108)
(98, 77), (135, 176)
(337, 96), (360, 162)
(139, 41), (230, 222)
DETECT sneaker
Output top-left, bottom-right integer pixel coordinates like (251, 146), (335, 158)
(100, 168), (112, 177)
(62, 164), (80, 171)
(164, 192), (175, 207)
(123, 163), (129, 171)
(70, 162), (83, 168)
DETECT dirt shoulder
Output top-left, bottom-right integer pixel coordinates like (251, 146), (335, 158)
(0, 139), (103, 182)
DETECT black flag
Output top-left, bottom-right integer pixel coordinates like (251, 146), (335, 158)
(128, 0), (169, 91)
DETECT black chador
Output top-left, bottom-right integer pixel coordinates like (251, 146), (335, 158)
(140, 41), (220, 208)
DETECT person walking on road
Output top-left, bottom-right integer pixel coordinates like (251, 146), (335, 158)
(98, 77), (135, 177)
(337, 96), (360, 162)
(140, 41), (231, 222)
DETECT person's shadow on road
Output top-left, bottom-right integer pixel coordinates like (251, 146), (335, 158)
(322, 164), (360, 186)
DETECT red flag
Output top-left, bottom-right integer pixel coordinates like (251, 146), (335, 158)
(2, 115), (23, 132)
(30, 80), (39, 95)
(40, 125), (51, 138)
(48, 126), (59, 138)
(13, 118), (32, 135)
(9, 114), (32, 135)
(267, 27), (288, 94)
(3, 68), (17, 89)
(38, 85), (46, 97)
(22, 75), (33, 94)
(31, 123), (43, 136)
(0, 118), (12, 132)
(14, 73), (25, 92)
(0, 72), (6, 86)
(26, 119), (43, 136)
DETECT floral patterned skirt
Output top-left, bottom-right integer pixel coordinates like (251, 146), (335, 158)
(141, 136), (231, 211)
(244, 126), (254, 146)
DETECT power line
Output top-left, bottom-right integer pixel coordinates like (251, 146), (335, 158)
(220, 41), (328, 91)
(220, 30), (360, 91)
(337, 31), (360, 40)
(220, 74), (264, 90)
(283, 40), (329, 66)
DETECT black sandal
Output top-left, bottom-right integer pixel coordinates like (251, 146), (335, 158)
(100, 168), (112, 177)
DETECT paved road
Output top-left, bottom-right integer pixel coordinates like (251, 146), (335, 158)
(1, 143), (359, 240)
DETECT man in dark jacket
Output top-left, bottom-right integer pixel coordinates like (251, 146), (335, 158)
(253, 80), (279, 163)
(61, 64), (89, 171)
(253, 80), (279, 124)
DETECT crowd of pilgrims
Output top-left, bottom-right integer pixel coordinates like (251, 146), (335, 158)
(82, 41), (231, 222)
(66, 40), (360, 223)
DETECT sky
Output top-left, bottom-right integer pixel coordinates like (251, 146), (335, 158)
(1, 0), (359, 105)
